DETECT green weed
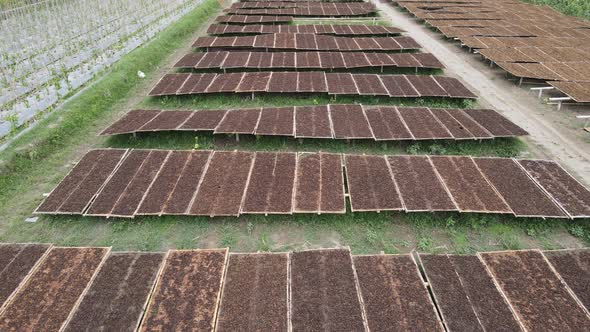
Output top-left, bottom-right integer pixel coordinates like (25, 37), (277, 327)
(417, 237), (433, 251)
(489, 223), (522, 250)
(567, 222), (590, 245)
(523, 0), (590, 20)
(219, 225), (238, 248)
(256, 233), (274, 252)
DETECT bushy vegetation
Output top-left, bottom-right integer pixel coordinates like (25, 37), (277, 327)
(524, 0), (590, 20)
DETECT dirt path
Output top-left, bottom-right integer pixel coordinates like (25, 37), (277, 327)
(374, 0), (590, 186)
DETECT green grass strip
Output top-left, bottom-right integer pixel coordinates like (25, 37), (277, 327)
(0, 0), (221, 207)
(523, 0), (590, 20)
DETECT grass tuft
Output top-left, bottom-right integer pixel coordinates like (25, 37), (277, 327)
(523, 0), (590, 20)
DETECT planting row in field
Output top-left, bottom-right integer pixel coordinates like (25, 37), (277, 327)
(0, 0), (202, 138)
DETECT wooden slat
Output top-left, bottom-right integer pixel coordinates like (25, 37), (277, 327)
(480, 250), (590, 331)
(215, 253), (289, 331)
(0, 247), (109, 332)
(290, 249), (366, 331)
(140, 249), (228, 331)
(354, 255), (443, 331)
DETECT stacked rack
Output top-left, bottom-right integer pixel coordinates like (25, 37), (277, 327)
(35, 149), (589, 218)
(391, 0), (590, 104)
(149, 1), (479, 100)
(35, 0), (590, 220)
